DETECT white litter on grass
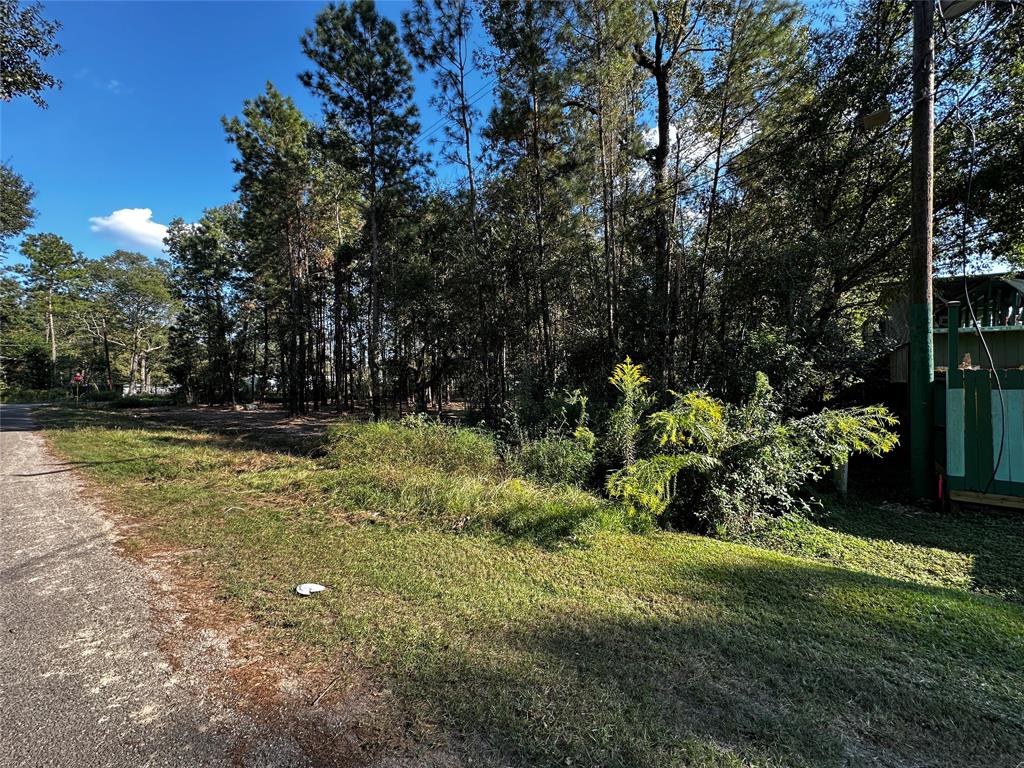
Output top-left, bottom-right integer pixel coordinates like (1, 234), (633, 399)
(295, 583), (327, 597)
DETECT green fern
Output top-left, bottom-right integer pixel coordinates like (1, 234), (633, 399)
(649, 391), (726, 450)
(605, 357), (653, 466)
(607, 453), (718, 523)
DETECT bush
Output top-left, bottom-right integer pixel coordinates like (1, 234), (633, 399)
(499, 387), (595, 446)
(603, 364), (899, 536)
(514, 436), (595, 487)
(0, 387), (70, 404)
(603, 358), (653, 467)
(498, 388), (598, 488)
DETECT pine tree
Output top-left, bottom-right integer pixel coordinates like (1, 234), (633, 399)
(630, 0), (709, 386)
(481, 0), (572, 392)
(224, 83), (320, 413)
(562, 0), (646, 362)
(16, 233), (82, 387)
(302, 0), (422, 419)
(685, 0), (804, 373)
(165, 206), (243, 404)
(0, 163), (36, 256)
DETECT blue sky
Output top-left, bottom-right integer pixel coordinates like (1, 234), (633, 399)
(2, 1), (490, 262)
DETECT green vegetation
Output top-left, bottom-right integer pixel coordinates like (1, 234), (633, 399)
(507, 390), (598, 488)
(6, 4), (1021, 421)
(0, 386), (70, 403)
(604, 364), (899, 535)
(0, 0), (62, 108)
(2, 237), (176, 395)
(743, 498), (1024, 604)
(512, 435), (595, 488)
(0, 388), (173, 407)
(39, 406), (1024, 768)
(323, 418), (624, 543)
(6, 3), (1022, 762)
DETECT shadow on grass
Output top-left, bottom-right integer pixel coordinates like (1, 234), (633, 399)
(488, 501), (627, 550)
(34, 404), (330, 459)
(398, 557), (1024, 768)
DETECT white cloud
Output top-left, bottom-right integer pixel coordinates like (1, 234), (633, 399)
(89, 208), (168, 252)
(73, 69), (128, 94)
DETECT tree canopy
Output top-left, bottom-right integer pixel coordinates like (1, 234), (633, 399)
(3, 0), (1021, 420)
(0, 0), (62, 107)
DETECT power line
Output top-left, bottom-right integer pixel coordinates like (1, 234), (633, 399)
(411, 63), (481, 143)
(414, 74), (496, 149)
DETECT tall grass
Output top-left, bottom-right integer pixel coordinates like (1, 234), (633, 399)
(321, 420), (625, 543)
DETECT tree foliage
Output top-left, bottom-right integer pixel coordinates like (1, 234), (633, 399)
(0, 0), (62, 107)
(4, 0), (1018, 455)
(301, 0), (422, 417)
(0, 163), (36, 255)
(3, 238), (174, 393)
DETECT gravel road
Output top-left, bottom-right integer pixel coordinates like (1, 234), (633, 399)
(0, 404), (313, 767)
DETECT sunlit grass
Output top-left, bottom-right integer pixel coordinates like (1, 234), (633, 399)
(742, 498), (1024, 603)
(39, 406), (1024, 768)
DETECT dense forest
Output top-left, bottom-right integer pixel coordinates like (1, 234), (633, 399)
(3, 0), (1022, 423)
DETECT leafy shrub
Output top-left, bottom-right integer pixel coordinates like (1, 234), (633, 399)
(604, 358), (653, 467)
(604, 364), (899, 536)
(0, 387), (70, 403)
(500, 388), (598, 488)
(606, 453), (716, 527)
(709, 322), (877, 410)
(500, 387), (595, 447)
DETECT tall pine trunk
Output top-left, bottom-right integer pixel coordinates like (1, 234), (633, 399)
(47, 288), (56, 388)
(368, 200), (382, 420)
(102, 317), (113, 391)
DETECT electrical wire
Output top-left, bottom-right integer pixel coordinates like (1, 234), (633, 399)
(953, 115), (1006, 494)
(414, 71), (494, 149)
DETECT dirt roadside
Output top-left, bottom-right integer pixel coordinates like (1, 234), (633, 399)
(0, 403), (459, 768)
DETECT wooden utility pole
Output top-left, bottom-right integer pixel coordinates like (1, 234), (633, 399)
(909, 0), (935, 498)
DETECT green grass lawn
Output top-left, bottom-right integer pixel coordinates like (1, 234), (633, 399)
(741, 498), (1024, 604)
(38, 406), (1024, 768)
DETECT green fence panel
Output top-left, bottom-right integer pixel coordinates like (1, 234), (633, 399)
(976, 370), (994, 488)
(965, 370), (979, 488)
